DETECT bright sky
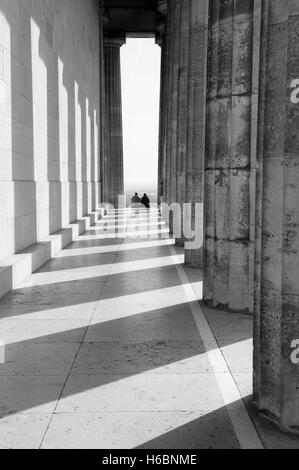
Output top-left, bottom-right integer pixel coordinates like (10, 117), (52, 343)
(121, 38), (161, 192)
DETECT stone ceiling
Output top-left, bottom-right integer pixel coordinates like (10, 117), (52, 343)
(103, 0), (166, 37)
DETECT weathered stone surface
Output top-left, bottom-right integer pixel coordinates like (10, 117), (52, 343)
(0, 0), (101, 264)
(4, 0), (299, 440)
(253, 2), (299, 435)
(158, 0), (208, 261)
(184, 0), (209, 266)
(204, 0), (255, 313)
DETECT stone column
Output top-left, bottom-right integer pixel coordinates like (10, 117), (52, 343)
(157, 30), (166, 201)
(175, 0), (191, 246)
(253, 0), (299, 434)
(99, 1), (106, 204)
(184, 0), (209, 265)
(164, 1), (174, 205)
(104, 35), (125, 207)
(164, 0), (181, 232)
(204, 0), (256, 312)
(169, 0), (180, 214)
(156, 1), (167, 204)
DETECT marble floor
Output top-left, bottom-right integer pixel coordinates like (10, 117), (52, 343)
(0, 208), (295, 449)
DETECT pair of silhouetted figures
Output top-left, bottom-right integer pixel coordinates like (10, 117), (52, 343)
(131, 193), (150, 209)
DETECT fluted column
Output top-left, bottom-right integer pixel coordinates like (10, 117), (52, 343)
(157, 1), (167, 202)
(103, 35), (125, 207)
(164, 2), (174, 205)
(175, 0), (191, 246)
(99, 1), (106, 203)
(204, 0), (257, 312)
(253, 0), (299, 434)
(164, 0), (181, 234)
(157, 35), (166, 201)
(184, 0), (209, 264)
(169, 0), (180, 215)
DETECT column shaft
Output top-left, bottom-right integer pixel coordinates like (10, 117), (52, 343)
(204, 0), (256, 312)
(254, 0), (299, 434)
(169, 0), (180, 214)
(175, 0), (191, 246)
(164, 0), (181, 228)
(184, 0), (209, 265)
(157, 21), (167, 202)
(99, 4), (105, 203)
(164, 1), (175, 205)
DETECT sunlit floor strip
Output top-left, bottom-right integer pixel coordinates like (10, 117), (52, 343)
(56, 239), (175, 258)
(0, 283), (203, 334)
(0, 208), (261, 449)
(19, 255), (185, 287)
(79, 228), (170, 240)
(92, 222), (166, 231)
(169, 246), (263, 450)
(100, 216), (163, 223)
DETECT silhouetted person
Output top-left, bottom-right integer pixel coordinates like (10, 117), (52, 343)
(131, 193), (142, 215)
(131, 193), (141, 205)
(141, 193), (150, 209)
(158, 194), (164, 208)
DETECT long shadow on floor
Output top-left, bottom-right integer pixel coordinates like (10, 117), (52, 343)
(36, 247), (178, 273)
(136, 403), (242, 449)
(41, 402), (245, 449)
(0, 209), (253, 441)
(0, 299), (252, 417)
(0, 259), (192, 317)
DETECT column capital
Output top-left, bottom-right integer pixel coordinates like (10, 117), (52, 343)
(155, 21), (166, 47)
(104, 35), (126, 48)
(157, 0), (168, 17)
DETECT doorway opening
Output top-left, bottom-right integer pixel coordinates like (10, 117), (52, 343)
(121, 38), (161, 206)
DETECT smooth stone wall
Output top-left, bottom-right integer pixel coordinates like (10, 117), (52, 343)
(0, 0), (101, 262)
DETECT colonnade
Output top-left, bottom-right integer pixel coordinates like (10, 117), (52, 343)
(102, 0), (299, 434)
(157, 0), (208, 267)
(156, 0), (299, 435)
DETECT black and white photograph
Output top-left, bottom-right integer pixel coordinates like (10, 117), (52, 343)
(0, 0), (299, 456)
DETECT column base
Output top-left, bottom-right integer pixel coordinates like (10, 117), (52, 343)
(253, 401), (299, 437)
(185, 247), (203, 269)
(175, 238), (185, 247)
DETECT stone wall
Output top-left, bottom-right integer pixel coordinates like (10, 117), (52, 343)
(0, 0), (102, 262)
